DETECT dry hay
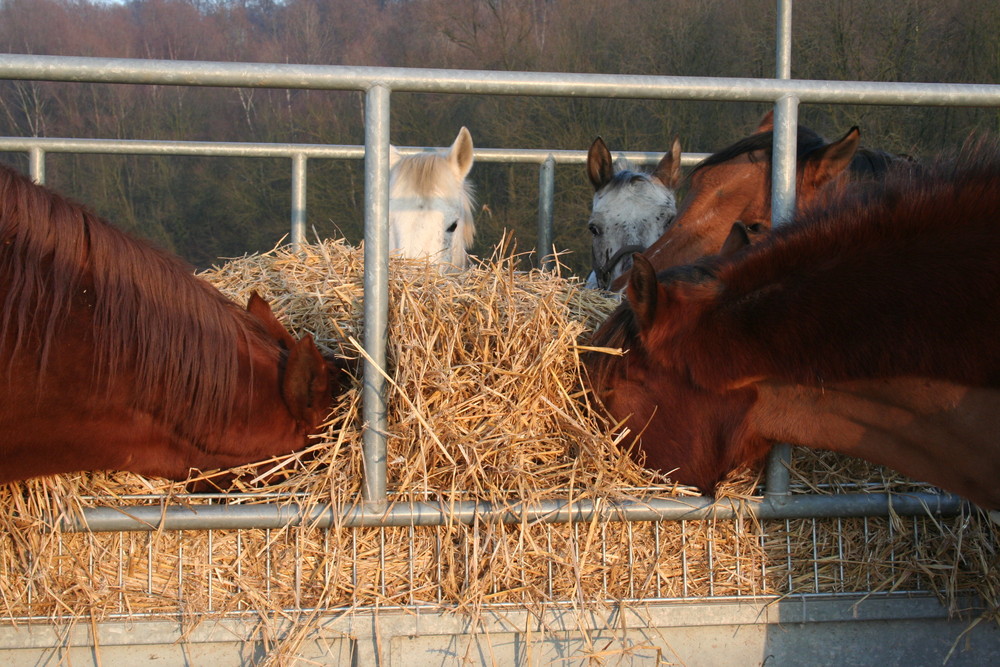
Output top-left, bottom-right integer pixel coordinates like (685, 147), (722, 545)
(1, 239), (997, 660)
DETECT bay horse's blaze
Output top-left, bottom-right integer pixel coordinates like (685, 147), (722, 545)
(585, 136), (682, 290)
(587, 139), (1000, 510)
(0, 165), (343, 488)
(609, 114), (905, 290)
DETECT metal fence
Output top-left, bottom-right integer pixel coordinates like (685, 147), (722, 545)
(1, 5), (999, 532)
(4, 5), (1000, 663)
(0, 134), (707, 265)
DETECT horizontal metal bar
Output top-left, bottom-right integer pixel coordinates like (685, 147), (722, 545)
(2, 54), (999, 107)
(0, 136), (708, 167)
(58, 492), (968, 532)
(0, 136), (363, 159)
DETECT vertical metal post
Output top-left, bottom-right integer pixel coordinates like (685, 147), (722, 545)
(290, 152), (307, 250)
(362, 84), (391, 506)
(771, 96), (799, 225)
(536, 156), (555, 271)
(28, 147), (45, 184)
(775, 0), (793, 80)
(766, 0), (796, 502)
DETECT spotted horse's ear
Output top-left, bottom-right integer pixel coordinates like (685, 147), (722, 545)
(587, 136), (615, 191)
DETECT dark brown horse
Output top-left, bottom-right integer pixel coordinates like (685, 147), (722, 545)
(0, 165), (341, 487)
(587, 140), (1000, 510)
(608, 114), (905, 290)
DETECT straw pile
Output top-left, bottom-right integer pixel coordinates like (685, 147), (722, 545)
(0, 239), (996, 660)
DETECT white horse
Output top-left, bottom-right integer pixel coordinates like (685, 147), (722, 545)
(388, 127), (476, 269)
(585, 136), (682, 290)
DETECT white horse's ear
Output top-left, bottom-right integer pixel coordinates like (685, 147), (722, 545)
(449, 126), (475, 179)
(388, 145), (402, 169)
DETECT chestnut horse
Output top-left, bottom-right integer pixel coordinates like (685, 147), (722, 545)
(0, 165), (341, 487)
(587, 139), (1000, 510)
(585, 136), (682, 290)
(609, 115), (904, 290)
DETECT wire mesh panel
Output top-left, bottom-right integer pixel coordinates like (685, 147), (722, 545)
(4, 495), (996, 625)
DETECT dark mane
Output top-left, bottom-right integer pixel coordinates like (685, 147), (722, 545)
(694, 138), (1000, 387)
(690, 126), (825, 175)
(691, 126), (902, 181)
(0, 165), (276, 442)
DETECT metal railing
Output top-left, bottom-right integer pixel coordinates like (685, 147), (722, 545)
(0, 135), (706, 266)
(2, 0), (998, 531)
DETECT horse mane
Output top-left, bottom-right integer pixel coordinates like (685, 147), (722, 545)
(391, 151), (477, 250)
(692, 137), (1000, 388)
(0, 165), (278, 443)
(691, 126), (903, 183)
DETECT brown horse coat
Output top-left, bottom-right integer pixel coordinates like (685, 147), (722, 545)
(610, 115), (905, 290)
(588, 140), (1000, 509)
(0, 165), (340, 486)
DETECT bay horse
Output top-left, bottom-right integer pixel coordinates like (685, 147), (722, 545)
(586, 139), (1000, 510)
(388, 127), (476, 269)
(608, 114), (905, 290)
(585, 136), (682, 290)
(0, 164), (341, 488)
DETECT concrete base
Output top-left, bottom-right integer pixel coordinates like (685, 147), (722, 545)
(1, 596), (997, 666)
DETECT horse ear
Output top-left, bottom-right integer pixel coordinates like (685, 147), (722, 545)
(449, 126), (475, 179)
(802, 127), (860, 189)
(247, 291), (296, 349)
(756, 111), (774, 133)
(282, 334), (330, 427)
(652, 135), (682, 189)
(587, 136), (614, 190)
(720, 222), (753, 258)
(626, 253), (660, 332)
(389, 145), (402, 170)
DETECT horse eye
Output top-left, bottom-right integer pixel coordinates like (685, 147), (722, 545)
(588, 223), (601, 237)
(446, 221), (458, 233)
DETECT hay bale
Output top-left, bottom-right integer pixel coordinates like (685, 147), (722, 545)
(0, 239), (996, 655)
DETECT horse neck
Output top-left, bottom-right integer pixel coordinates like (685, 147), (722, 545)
(752, 379), (1000, 509)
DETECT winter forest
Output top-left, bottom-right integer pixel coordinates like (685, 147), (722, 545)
(1, 0), (998, 273)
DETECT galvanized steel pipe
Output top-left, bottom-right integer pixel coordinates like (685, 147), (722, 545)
(361, 84), (391, 507)
(536, 156), (556, 271)
(57, 492), (969, 533)
(2, 54), (999, 107)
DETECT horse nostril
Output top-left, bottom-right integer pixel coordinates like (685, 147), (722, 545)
(588, 223), (601, 237)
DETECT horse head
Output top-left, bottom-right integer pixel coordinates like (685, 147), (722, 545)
(245, 291), (340, 431)
(388, 127), (476, 269)
(0, 163), (349, 489)
(586, 252), (766, 491)
(586, 136), (682, 289)
(626, 114), (877, 290)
